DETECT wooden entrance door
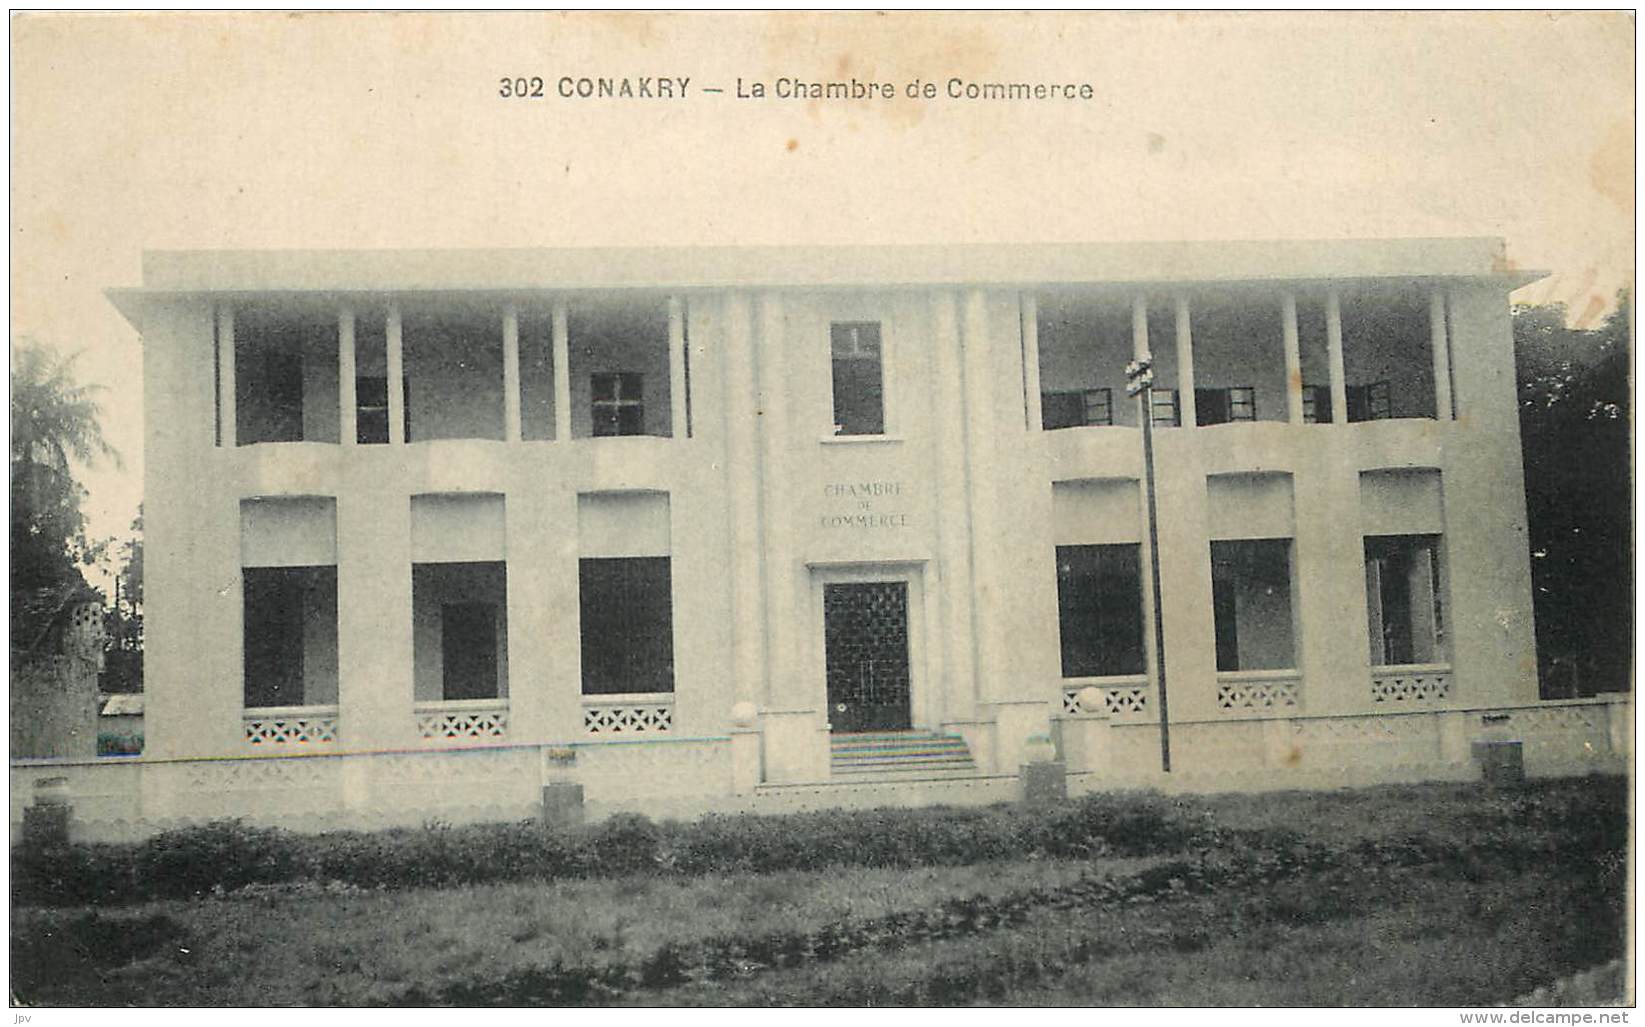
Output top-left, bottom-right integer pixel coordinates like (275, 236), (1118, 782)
(824, 581), (912, 733)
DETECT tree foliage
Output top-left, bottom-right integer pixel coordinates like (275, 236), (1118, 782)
(10, 338), (120, 610)
(1514, 292), (1631, 696)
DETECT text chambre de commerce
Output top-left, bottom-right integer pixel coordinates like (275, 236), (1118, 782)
(507, 75), (1096, 101)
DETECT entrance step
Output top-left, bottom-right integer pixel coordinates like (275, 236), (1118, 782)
(830, 731), (978, 777)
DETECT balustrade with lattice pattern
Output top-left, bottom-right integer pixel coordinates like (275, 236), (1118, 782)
(414, 699), (509, 741)
(583, 693), (675, 735)
(1216, 670), (1302, 713)
(1061, 677), (1151, 719)
(243, 706), (340, 746)
(1370, 664), (1453, 704)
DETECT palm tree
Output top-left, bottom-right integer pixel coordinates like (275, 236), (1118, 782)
(10, 338), (120, 592)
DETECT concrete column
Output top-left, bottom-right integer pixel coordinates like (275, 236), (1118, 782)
(756, 293), (798, 706)
(1174, 295), (1196, 428)
(338, 308), (357, 447)
(337, 485), (416, 749)
(386, 302), (405, 445)
(502, 304), (522, 442)
(1442, 284), (1539, 705)
(551, 301), (572, 441)
(1292, 448), (1375, 717)
(1131, 294), (1150, 361)
(930, 291), (978, 715)
(216, 304), (236, 447)
(504, 483), (556, 743)
(1129, 294), (1167, 700)
(961, 290), (1002, 700)
(1282, 294), (1304, 424)
(1430, 287), (1453, 421)
(669, 296), (689, 439)
(1325, 290), (1348, 425)
(721, 293), (766, 707)
(1019, 292), (1043, 431)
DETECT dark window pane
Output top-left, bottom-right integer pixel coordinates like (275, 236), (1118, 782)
(830, 322), (885, 435)
(1083, 389), (1113, 426)
(591, 373), (644, 437)
(1054, 544), (1144, 677)
(441, 602), (499, 700)
(579, 557), (675, 694)
(356, 376), (389, 444)
(1196, 388), (1231, 426)
(1303, 385), (1332, 424)
(1042, 391), (1084, 431)
(243, 566), (336, 707)
(1151, 389), (1180, 427)
(1210, 539), (1295, 672)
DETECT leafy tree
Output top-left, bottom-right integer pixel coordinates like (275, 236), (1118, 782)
(10, 338), (120, 605)
(1514, 292), (1631, 696)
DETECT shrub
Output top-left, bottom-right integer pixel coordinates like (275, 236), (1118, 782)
(590, 813), (661, 875)
(9, 786), (1275, 905)
(134, 819), (301, 898)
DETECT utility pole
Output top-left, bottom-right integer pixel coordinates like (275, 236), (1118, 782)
(1125, 357), (1172, 772)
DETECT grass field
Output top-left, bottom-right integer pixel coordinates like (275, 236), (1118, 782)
(10, 775), (1629, 1007)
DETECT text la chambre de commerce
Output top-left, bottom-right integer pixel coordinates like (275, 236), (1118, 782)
(507, 74), (1095, 101)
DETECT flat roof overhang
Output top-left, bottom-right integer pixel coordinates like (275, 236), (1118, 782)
(105, 237), (1548, 332)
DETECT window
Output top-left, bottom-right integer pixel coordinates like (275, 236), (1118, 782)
(412, 561), (508, 702)
(1151, 388), (1180, 428)
(1364, 534), (1446, 665)
(1209, 539), (1296, 672)
(1346, 381), (1393, 422)
(1195, 386), (1257, 426)
(1042, 388), (1113, 430)
(234, 306), (339, 445)
(591, 372), (645, 437)
(242, 566), (338, 708)
(1302, 385), (1331, 424)
(830, 321), (885, 435)
(401, 307), (506, 442)
(440, 603), (500, 700)
(1054, 544), (1145, 678)
(579, 557), (675, 694)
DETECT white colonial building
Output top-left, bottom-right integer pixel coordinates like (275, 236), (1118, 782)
(13, 239), (1629, 839)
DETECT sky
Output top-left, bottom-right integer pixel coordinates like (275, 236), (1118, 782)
(9, 11), (1635, 558)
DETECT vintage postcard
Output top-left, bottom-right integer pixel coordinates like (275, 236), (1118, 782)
(9, 11), (1633, 1011)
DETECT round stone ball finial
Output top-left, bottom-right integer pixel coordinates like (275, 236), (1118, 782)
(1077, 686), (1106, 715)
(730, 701), (758, 728)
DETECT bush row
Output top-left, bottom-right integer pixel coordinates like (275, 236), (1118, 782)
(13, 791), (1208, 906)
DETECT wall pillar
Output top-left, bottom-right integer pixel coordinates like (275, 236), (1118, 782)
(1019, 292), (1042, 431)
(721, 293), (766, 709)
(1174, 295), (1197, 428)
(756, 293), (801, 709)
(385, 302), (405, 445)
(504, 480), (556, 743)
(1282, 293), (1304, 424)
(1442, 284), (1539, 705)
(337, 483), (416, 749)
(1293, 447), (1374, 716)
(216, 304), (236, 447)
(1430, 287), (1454, 421)
(338, 308), (357, 446)
(1131, 295), (1163, 696)
(552, 301), (572, 441)
(669, 296), (689, 440)
(961, 289), (1002, 702)
(502, 303), (522, 442)
(1325, 289), (1347, 425)
(930, 290), (978, 722)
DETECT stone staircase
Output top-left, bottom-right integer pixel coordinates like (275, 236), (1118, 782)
(830, 731), (979, 778)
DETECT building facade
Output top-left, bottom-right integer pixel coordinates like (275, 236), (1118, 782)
(17, 239), (1629, 838)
